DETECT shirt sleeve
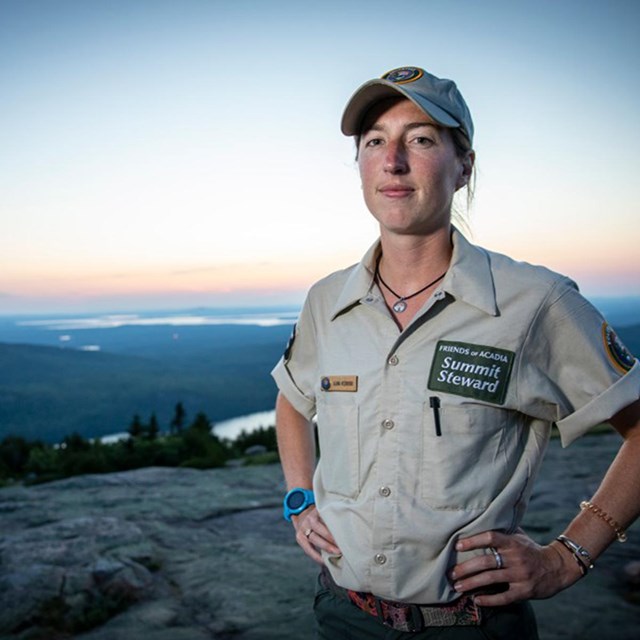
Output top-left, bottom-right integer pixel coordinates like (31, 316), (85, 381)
(271, 293), (318, 420)
(516, 277), (640, 447)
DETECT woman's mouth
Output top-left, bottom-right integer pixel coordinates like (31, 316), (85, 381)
(379, 184), (414, 198)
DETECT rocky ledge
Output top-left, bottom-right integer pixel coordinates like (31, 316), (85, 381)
(0, 434), (639, 640)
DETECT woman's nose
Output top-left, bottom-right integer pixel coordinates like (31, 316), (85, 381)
(383, 141), (409, 174)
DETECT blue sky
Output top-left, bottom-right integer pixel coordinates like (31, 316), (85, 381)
(1, 0), (639, 313)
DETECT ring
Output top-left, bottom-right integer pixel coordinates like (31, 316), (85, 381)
(489, 546), (504, 570)
(304, 528), (313, 538)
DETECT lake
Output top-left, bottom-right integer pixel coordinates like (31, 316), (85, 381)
(100, 409), (276, 445)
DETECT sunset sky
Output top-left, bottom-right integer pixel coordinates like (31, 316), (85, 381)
(1, 0), (639, 314)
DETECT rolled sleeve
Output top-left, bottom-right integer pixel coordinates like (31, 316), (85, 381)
(271, 355), (316, 420)
(270, 295), (318, 421)
(519, 278), (639, 441)
(557, 360), (640, 446)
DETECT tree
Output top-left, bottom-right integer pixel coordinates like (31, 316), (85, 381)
(62, 432), (90, 452)
(128, 414), (144, 439)
(147, 413), (159, 441)
(233, 426), (277, 454)
(181, 412), (227, 468)
(0, 435), (33, 476)
(25, 445), (59, 478)
(189, 411), (212, 435)
(170, 402), (186, 435)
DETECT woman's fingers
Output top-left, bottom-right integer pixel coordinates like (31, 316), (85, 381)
(451, 530), (572, 606)
(293, 507), (341, 564)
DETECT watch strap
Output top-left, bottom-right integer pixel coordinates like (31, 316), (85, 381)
(283, 487), (315, 521)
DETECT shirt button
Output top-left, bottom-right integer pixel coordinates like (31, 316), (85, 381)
(379, 486), (391, 497)
(388, 355), (399, 366)
(434, 290), (445, 300)
(374, 553), (387, 565)
(364, 295), (375, 303)
(381, 418), (395, 430)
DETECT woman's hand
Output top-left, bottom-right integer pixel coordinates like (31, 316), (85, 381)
(450, 530), (583, 606)
(292, 506), (341, 565)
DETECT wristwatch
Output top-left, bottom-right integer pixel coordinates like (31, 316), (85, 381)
(283, 488), (315, 521)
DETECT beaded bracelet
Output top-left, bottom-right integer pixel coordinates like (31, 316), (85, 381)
(555, 535), (594, 576)
(580, 500), (628, 543)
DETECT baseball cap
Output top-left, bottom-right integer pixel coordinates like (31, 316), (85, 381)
(341, 66), (474, 146)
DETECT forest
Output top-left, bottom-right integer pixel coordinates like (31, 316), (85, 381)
(0, 321), (293, 442)
(0, 402), (279, 486)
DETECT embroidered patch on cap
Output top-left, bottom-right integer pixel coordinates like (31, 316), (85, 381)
(428, 341), (515, 405)
(321, 375), (358, 392)
(602, 322), (635, 374)
(382, 67), (424, 84)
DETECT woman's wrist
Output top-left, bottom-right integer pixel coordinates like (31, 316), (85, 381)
(549, 539), (590, 586)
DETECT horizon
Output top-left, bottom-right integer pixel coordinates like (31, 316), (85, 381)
(1, 295), (639, 329)
(0, 303), (302, 320)
(2, 1), (639, 315)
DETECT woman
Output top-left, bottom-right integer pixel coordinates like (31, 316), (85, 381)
(272, 66), (640, 639)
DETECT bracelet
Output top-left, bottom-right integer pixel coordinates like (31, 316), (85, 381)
(580, 500), (628, 542)
(555, 535), (594, 576)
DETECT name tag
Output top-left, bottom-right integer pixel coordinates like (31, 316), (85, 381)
(321, 375), (358, 392)
(428, 341), (515, 405)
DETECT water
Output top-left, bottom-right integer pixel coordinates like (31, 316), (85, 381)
(12, 308), (299, 331)
(213, 410), (276, 440)
(99, 409), (276, 445)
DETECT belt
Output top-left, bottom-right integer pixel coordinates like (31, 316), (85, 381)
(319, 566), (482, 632)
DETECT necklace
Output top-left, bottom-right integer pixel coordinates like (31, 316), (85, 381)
(375, 255), (446, 314)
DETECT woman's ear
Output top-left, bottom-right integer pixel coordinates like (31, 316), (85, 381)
(456, 150), (475, 190)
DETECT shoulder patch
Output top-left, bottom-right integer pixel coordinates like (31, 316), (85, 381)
(602, 323), (635, 374)
(283, 323), (296, 362)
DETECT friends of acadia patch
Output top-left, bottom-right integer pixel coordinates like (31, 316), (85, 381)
(428, 341), (515, 405)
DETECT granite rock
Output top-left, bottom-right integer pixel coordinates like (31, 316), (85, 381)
(0, 435), (638, 640)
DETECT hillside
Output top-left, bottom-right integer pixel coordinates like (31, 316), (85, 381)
(1, 321), (638, 444)
(0, 323), (292, 442)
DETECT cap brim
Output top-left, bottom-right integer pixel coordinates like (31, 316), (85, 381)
(341, 79), (460, 136)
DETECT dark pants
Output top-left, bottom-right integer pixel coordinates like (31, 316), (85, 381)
(314, 576), (539, 640)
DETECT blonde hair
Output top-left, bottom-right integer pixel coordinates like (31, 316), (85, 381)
(449, 128), (475, 237)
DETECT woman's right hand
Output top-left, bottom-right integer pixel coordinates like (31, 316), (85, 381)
(293, 507), (341, 564)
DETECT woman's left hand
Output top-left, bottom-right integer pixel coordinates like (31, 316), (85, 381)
(450, 530), (582, 606)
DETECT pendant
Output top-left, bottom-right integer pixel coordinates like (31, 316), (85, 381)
(393, 299), (407, 313)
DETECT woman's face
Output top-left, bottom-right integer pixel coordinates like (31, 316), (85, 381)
(357, 98), (473, 239)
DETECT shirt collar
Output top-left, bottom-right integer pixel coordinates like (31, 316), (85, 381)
(330, 227), (498, 320)
(330, 241), (381, 320)
(443, 228), (498, 316)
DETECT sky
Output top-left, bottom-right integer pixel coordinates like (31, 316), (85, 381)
(1, 0), (639, 314)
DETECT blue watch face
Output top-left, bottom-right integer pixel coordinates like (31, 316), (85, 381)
(283, 488), (314, 521)
(287, 490), (305, 509)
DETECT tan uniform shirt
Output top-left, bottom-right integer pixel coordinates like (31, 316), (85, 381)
(272, 229), (639, 604)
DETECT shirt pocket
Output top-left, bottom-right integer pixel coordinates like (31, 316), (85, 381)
(421, 402), (511, 510)
(316, 396), (360, 498)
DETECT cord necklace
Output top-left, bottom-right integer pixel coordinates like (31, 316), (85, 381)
(375, 255), (446, 314)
